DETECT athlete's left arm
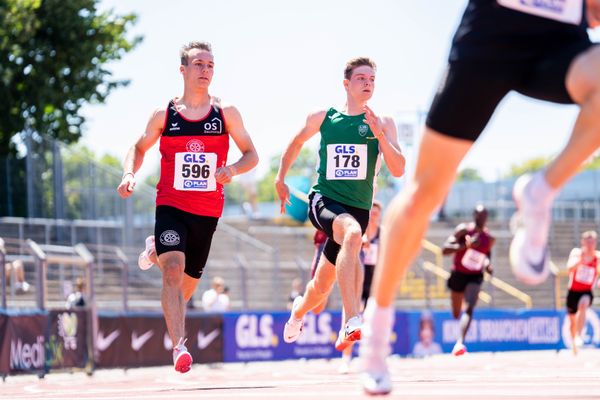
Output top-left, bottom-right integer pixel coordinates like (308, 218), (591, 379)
(363, 106), (405, 177)
(217, 105), (259, 185)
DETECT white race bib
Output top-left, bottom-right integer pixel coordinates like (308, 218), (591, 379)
(497, 0), (582, 25)
(173, 152), (217, 191)
(575, 265), (596, 285)
(363, 242), (379, 265)
(326, 144), (367, 180)
(461, 249), (487, 272)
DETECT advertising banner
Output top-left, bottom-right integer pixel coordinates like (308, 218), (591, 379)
(0, 310), (48, 374)
(46, 309), (88, 370)
(95, 312), (223, 369)
(222, 310), (411, 363)
(405, 309), (600, 356)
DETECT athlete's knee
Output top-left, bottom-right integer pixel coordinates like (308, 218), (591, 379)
(465, 306), (475, 317)
(342, 225), (363, 251)
(162, 261), (184, 287)
(568, 47), (600, 104)
(578, 295), (591, 310)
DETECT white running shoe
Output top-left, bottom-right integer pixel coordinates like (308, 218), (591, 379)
(283, 296), (304, 343)
(574, 335), (584, 348)
(173, 337), (192, 373)
(335, 315), (362, 351)
(359, 311), (392, 395)
(138, 236), (155, 271)
(509, 174), (551, 285)
(452, 341), (467, 356)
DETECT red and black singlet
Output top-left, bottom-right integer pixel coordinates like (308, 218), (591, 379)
(156, 97), (230, 217)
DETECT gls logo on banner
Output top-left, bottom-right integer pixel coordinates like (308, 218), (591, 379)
(235, 314), (277, 348)
(296, 312), (334, 345)
(10, 336), (45, 370)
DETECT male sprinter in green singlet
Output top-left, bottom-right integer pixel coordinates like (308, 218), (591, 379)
(275, 57), (405, 351)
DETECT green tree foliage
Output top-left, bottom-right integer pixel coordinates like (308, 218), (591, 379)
(507, 156), (551, 177)
(61, 143), (123, 219)
(457, 167), (483, 182)
(583, 154), (600, 170)
(0, 0), (141, 156)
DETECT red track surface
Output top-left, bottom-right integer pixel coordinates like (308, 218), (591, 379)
(3, 349), (600, 399)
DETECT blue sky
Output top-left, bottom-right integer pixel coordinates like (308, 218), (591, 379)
(82, 0), (599, 181)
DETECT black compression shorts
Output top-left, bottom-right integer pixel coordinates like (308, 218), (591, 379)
(426, 0), (594, 142)
(307, 192), (370, 264)
(154, 205), (218, 279)
(566, 290), (593, 314)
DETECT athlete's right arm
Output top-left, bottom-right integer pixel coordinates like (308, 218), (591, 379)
(566, 248), (582, 271)
(274, 110), (326, 213)
(117, 108), (165, 198)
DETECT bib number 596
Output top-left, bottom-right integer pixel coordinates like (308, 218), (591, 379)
(182, 164), (210, 179)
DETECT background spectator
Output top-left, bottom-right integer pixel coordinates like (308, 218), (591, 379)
(201, 276), (230, 312)
(66, 277), (87, 309)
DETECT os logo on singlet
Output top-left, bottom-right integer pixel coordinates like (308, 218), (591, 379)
(203, 117), (222, 134)
(326, 144), (367, 180)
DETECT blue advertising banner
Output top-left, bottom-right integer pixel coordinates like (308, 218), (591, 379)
(222, 310), (411, 362)
(406, 308), (600, 356)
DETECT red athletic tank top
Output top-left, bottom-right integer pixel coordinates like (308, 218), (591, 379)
(155, 97), (229, 217)
(569, 250), (598, 292)
(452, 224), (493, 274)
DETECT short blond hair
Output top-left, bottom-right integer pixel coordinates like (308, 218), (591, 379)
(344, 57), (376, 80)
(212, 276), (225, 288)
(581, 230), (597, 240)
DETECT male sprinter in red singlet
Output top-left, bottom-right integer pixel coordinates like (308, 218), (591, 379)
(442, 204), (495, 356)
(565, 230), (600, 354)
(117, 41), (258, 373)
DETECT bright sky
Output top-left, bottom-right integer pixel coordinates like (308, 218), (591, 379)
(82, 0), (600, 182)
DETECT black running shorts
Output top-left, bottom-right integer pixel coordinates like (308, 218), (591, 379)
(307, 192), (370, 264)
(447, 270), (484, 293)
(566, 290), (593, 314)
(154, 205), (219, 279)
(426, 0), (594, 141)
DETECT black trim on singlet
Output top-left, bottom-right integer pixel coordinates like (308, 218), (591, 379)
(162, 99), (227, 137)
